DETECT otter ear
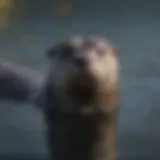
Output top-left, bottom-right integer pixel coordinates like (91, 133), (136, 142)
(46, 47), (56, 59)
(112, 46), (119, 55)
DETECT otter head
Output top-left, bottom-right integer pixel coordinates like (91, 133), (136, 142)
(46, 36), (118, 113)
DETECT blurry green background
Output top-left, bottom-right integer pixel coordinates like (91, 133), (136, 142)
(0, 0), (160, 159)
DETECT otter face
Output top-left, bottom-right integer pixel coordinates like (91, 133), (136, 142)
(82, 37), (118, 90)
(46, 37), (85, 92)
(46, 36), (118, 107)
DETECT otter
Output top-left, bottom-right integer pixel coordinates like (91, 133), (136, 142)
(44, 36), (119, 160)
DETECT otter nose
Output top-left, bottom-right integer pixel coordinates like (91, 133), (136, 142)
(74, 57), (87, 68)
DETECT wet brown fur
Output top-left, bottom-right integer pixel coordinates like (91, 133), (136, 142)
(43, 36), (119, 160)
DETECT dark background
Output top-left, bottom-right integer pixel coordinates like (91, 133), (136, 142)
(0, 0), (160, 159)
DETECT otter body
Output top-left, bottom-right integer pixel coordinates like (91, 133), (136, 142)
(44, 36), (119, 160)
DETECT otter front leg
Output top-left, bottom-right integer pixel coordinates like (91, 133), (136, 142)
(93, 110), (117, 160)
(45, 115), (72, 160)
(94, 87), (118, 160)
